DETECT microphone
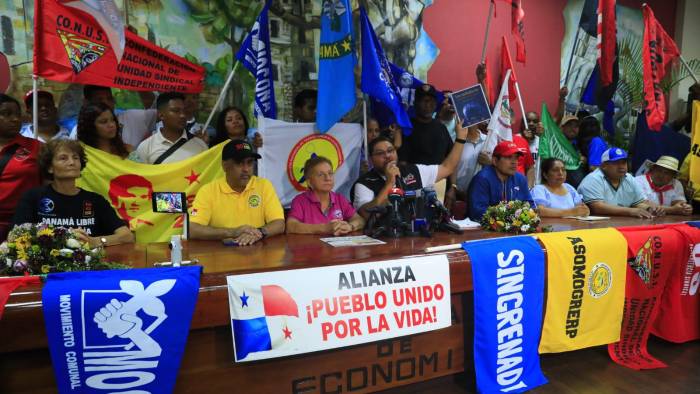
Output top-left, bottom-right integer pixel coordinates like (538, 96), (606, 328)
(422, 186), (450, 216)
(388, 187), (404, 215)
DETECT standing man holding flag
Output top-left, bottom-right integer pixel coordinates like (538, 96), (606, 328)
(317, 0), (356, 133)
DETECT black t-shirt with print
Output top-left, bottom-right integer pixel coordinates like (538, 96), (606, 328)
(12, 185), (126, 236)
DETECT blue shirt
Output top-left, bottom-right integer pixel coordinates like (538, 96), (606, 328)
(467, 165), (535, 221)
(577, 169), (645, 207)
(531, 183), (583, 210)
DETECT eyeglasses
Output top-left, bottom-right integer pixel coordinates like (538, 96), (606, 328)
(371, 147), (396, 157)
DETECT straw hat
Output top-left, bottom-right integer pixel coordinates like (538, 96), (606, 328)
(560, 114), (579, 127)
(649, 155), (679, 172)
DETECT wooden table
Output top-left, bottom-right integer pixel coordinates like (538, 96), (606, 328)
(0, 215), (694, 393)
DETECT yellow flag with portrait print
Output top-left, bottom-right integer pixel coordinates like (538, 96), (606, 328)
(688, 101), (700, 192)
(77, 142), (225, 243)
(537, 228), (627, 353)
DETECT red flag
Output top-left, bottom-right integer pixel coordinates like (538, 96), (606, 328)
(511, 0), (526, 64)
(500, 36), (517, 103)
(642, 4), (680, 131)
(61, 0), (126, 62)
(608, 225), (681, 370)
(597, 0), (616, 86)
(494, 0), (526, 64)
(34, 0), (205, 93)
(0, 275), (41, 320)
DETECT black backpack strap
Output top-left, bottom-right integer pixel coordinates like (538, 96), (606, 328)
(152, 133), (194, 165)
(0, 144), (20, 176)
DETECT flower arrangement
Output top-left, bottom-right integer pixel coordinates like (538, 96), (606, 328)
(480, 201), (544, 234)
(0, 223), (128, 276)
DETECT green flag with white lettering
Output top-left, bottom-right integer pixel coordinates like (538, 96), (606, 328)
(539, 104), (581, 170)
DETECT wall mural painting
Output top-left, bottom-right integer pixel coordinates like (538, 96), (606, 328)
(0, 0), (438, 126)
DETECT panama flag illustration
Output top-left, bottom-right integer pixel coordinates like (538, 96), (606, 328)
(228, 281), (303, 361)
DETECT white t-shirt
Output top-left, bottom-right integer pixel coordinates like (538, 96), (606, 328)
(136, 129), (208, 164)
(633, 175), (686, 206)
(353, 165), (439, 209)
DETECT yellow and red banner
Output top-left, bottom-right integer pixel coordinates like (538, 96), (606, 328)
(537, 228), (627, 353)
(688, 102), (700, 191)
(34, 0), (205, 92)
(77, 143), (225, 243)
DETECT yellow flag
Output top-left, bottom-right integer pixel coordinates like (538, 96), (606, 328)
(689, 101), (700, 191)
(536, 228), (627, 353)
(77, 143), (225, 243)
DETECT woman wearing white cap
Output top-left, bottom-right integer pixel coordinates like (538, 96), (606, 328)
(634, 156), (692, 215)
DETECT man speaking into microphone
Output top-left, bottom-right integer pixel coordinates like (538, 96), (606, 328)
(351, 121), (468, 219)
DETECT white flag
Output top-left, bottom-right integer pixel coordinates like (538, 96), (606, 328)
(482, 69), (514, 157)
(258, 118), (362, 207)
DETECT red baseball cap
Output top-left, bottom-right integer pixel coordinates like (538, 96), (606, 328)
(493, 141), (525, 157)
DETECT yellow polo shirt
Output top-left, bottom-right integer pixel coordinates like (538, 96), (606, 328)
(190, 176), (284, 228)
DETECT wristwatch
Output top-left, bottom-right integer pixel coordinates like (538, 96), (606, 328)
(258, 227), (268, 239)
(100, 237), (108, 247)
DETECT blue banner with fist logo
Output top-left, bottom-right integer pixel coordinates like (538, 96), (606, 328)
(42, 266), (202, 393)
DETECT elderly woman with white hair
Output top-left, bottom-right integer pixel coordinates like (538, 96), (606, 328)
(634, 155), (692, 215)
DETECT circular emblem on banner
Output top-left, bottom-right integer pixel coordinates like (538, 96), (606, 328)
(39, 198), (54, 213)
(248, 194), (261, 208)
(589, 262), (612, 298)
(287, 134), (344, 191)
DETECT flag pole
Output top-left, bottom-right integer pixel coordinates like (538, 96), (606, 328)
(679, 55), (700, 84)
(480, 1), (495, 63)
(362, 98), (369, 161)
(201, 60), (240, 133)
(32, 75), (38, 139)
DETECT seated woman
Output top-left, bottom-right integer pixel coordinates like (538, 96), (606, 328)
(0, 94), (41, 241)
(531, 158), (590, 217)
(210, 106), (262, 148)
(76, 102), (136, 160)
(12, 139), (134, 247)
(287, 156), (365, 235)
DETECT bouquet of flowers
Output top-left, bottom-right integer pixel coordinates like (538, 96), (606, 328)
(0, 223), (128, 276)
(480, 201), (543, 234)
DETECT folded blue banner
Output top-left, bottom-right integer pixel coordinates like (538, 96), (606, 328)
(317, 0), (356, 132)
(235, 0), (276, 119)
(462, 237), (548, 394)
(42, 266), (202, 394)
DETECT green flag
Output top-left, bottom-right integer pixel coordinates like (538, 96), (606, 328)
(539, 104), (581, 170)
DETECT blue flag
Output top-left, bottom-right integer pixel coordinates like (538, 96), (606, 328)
(630, 113), (690, 173)
(235, 0), (276, 119)
(42, 266), (202, 394)
(317, 0), (356, 132)
(462, 237), (548, 394)
(359, 7), (411, 132)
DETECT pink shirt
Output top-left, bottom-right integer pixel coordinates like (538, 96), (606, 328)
(288, 190), (356, 224)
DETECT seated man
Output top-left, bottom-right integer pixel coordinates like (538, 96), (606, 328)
(634, 156), (692, 215)
(467, 141), (535, 221)
(190, 139), (285, 245)
(136, 92), (208, 164)
(578, 147), (660, 218)
(21, 90), (73, 142)
(352, 121), (469, 219)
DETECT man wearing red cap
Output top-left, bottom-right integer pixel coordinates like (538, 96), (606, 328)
(467, 140), (535, 221)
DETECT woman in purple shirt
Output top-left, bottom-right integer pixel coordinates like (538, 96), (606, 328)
(287, 156), (365, 235)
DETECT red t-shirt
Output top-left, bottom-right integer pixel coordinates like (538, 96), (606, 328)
(0, 135), (41, 224)
(513, 134), (534, 175)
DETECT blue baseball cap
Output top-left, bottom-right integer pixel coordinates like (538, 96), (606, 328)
(601, 147), (628, 163)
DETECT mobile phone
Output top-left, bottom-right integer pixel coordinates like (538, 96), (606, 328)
(222, 238), (239, 247)
(152, 192), (187, 213)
